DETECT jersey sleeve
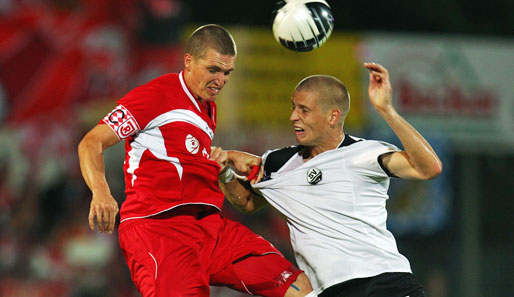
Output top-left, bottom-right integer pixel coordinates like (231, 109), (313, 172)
(99, 85), (160, 140)
(350, 140), (400, 178)
(261, 149), (274, 181)
(261, 146), (302, 181)
(100, 104), (141, 140)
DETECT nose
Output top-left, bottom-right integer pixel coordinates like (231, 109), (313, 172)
(290, 108), (299, 122)
(215, 72), (228, 87)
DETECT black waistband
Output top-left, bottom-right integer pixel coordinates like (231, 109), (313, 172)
(151, 204), (220, 220)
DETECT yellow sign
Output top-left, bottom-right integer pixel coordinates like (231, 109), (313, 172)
(183, 25), (366, 131)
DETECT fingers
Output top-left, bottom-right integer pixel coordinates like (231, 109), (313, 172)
(210, 146), (228, 168)
(210, 146), (220, 161)
(88, 207), (96, 230)
(364, 62), (388, 79)
(107, 206), (117, 234)
(364, 62), (386, 72)
(89, 198), (119, 234)
(95, 204), (105, 233)
(247, 165), (260, 180)
(250, 165), (265, 185)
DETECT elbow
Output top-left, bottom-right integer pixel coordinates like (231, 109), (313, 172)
(78, 134), (95, 156)
(77, 137), (88, 156)
(234, 199), (262, 215)
(235, 201), (259, 214)
(244, 207), (261, 215)
(423, 160), (443, 180)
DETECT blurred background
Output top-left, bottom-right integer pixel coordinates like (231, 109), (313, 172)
(0, 0), (513, 296)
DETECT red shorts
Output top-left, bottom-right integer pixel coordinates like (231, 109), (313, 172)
(118, 205), (301, 297)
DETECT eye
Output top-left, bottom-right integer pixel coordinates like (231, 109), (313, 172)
(208, 69), (216, 73)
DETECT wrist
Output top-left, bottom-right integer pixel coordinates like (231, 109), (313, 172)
(219, 168), (235, 184)
(376, 104), (398, 119)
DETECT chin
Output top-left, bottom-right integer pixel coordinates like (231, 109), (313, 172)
(295, 137), (307, 145)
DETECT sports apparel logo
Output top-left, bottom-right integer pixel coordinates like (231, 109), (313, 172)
(306, 167), (322, 185)
(185, 134), (200, 154)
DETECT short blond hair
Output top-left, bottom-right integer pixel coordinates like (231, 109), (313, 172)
(295, 75), (350, 124)
(185, 24), (237, 59)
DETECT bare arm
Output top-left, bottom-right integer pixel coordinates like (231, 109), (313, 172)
(78, 124), (120, 234)
(210, 148), (268, 213)
(219, 176), (268, 214)
(365, 62), (443, 180)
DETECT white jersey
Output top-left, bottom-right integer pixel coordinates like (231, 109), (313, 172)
(252, 134), (412, 294)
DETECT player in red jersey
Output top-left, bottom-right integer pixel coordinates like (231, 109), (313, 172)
(78, 24), (316, 297)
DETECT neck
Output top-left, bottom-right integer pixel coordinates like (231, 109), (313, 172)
(303, 130), (344, 161)
(182, 70), (204, 103)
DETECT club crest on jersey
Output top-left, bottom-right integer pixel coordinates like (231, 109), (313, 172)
(306, 167), (322, 185)
(103, 104), (140, 139)
(185, 134), (200, 154)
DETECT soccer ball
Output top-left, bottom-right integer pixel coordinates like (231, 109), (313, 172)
(272, 0), (334, 52)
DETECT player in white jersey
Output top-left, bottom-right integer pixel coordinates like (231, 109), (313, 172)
(210, 63), (442, 297)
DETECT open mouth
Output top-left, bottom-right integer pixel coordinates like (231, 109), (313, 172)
(207, 86), (220, 95)
(294, 127), (305, 135)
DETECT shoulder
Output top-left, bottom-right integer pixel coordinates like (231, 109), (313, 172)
(341, 134), (398, 151)
(343, 135), (400, 177)
(262, 145), (304, 175)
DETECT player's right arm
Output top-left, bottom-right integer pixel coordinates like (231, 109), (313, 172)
(210, 148), (269, 214)
(78, 124), (120, 234)
(365, 62), (443, 180)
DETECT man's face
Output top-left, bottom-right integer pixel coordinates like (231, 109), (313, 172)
(184, 48), (235, 102)
(290, 90), (331, 146)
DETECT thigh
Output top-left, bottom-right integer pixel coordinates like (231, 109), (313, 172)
(119, 219), (211, 297)
(209, 217), (301, 297)
(210, 253), (302, 297)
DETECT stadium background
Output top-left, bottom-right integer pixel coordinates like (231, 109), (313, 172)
(0, 0), (513, 296)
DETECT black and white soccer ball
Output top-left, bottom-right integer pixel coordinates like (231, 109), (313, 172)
(272, 0), (334, 52)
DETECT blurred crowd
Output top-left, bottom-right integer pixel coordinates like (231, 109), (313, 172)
(0, 0), (201, 296)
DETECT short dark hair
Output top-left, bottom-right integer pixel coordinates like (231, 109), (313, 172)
(295, 75), (350, 124)
(185, 24), (237, 59)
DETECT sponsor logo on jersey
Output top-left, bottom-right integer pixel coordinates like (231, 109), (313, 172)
(202, 147), (209, 158)
(306, 167), (322, 185)
(185, 134), (200, 154)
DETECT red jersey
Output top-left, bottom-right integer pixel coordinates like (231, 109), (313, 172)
(100, 72), (224, 222)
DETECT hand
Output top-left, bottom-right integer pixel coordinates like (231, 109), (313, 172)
(364, 62), (393, 113)
(248, 165), (264, 185)
(89, 193), (119, 234)
(210, 146), (229, 172)
(227, 151), (263, 183)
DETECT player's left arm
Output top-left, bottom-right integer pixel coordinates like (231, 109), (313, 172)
(365, 62), (443, 180)
(210, 147), (269, 213)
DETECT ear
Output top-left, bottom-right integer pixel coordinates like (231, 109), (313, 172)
(184, 53), (193, 71)
(329, 109), (341, 126)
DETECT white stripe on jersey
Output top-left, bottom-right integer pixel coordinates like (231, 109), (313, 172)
(145, 109), (214, 140)
(127, 128), (183, 185)
(127, 108), (212, 186)
(179, 71), (201, 113)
